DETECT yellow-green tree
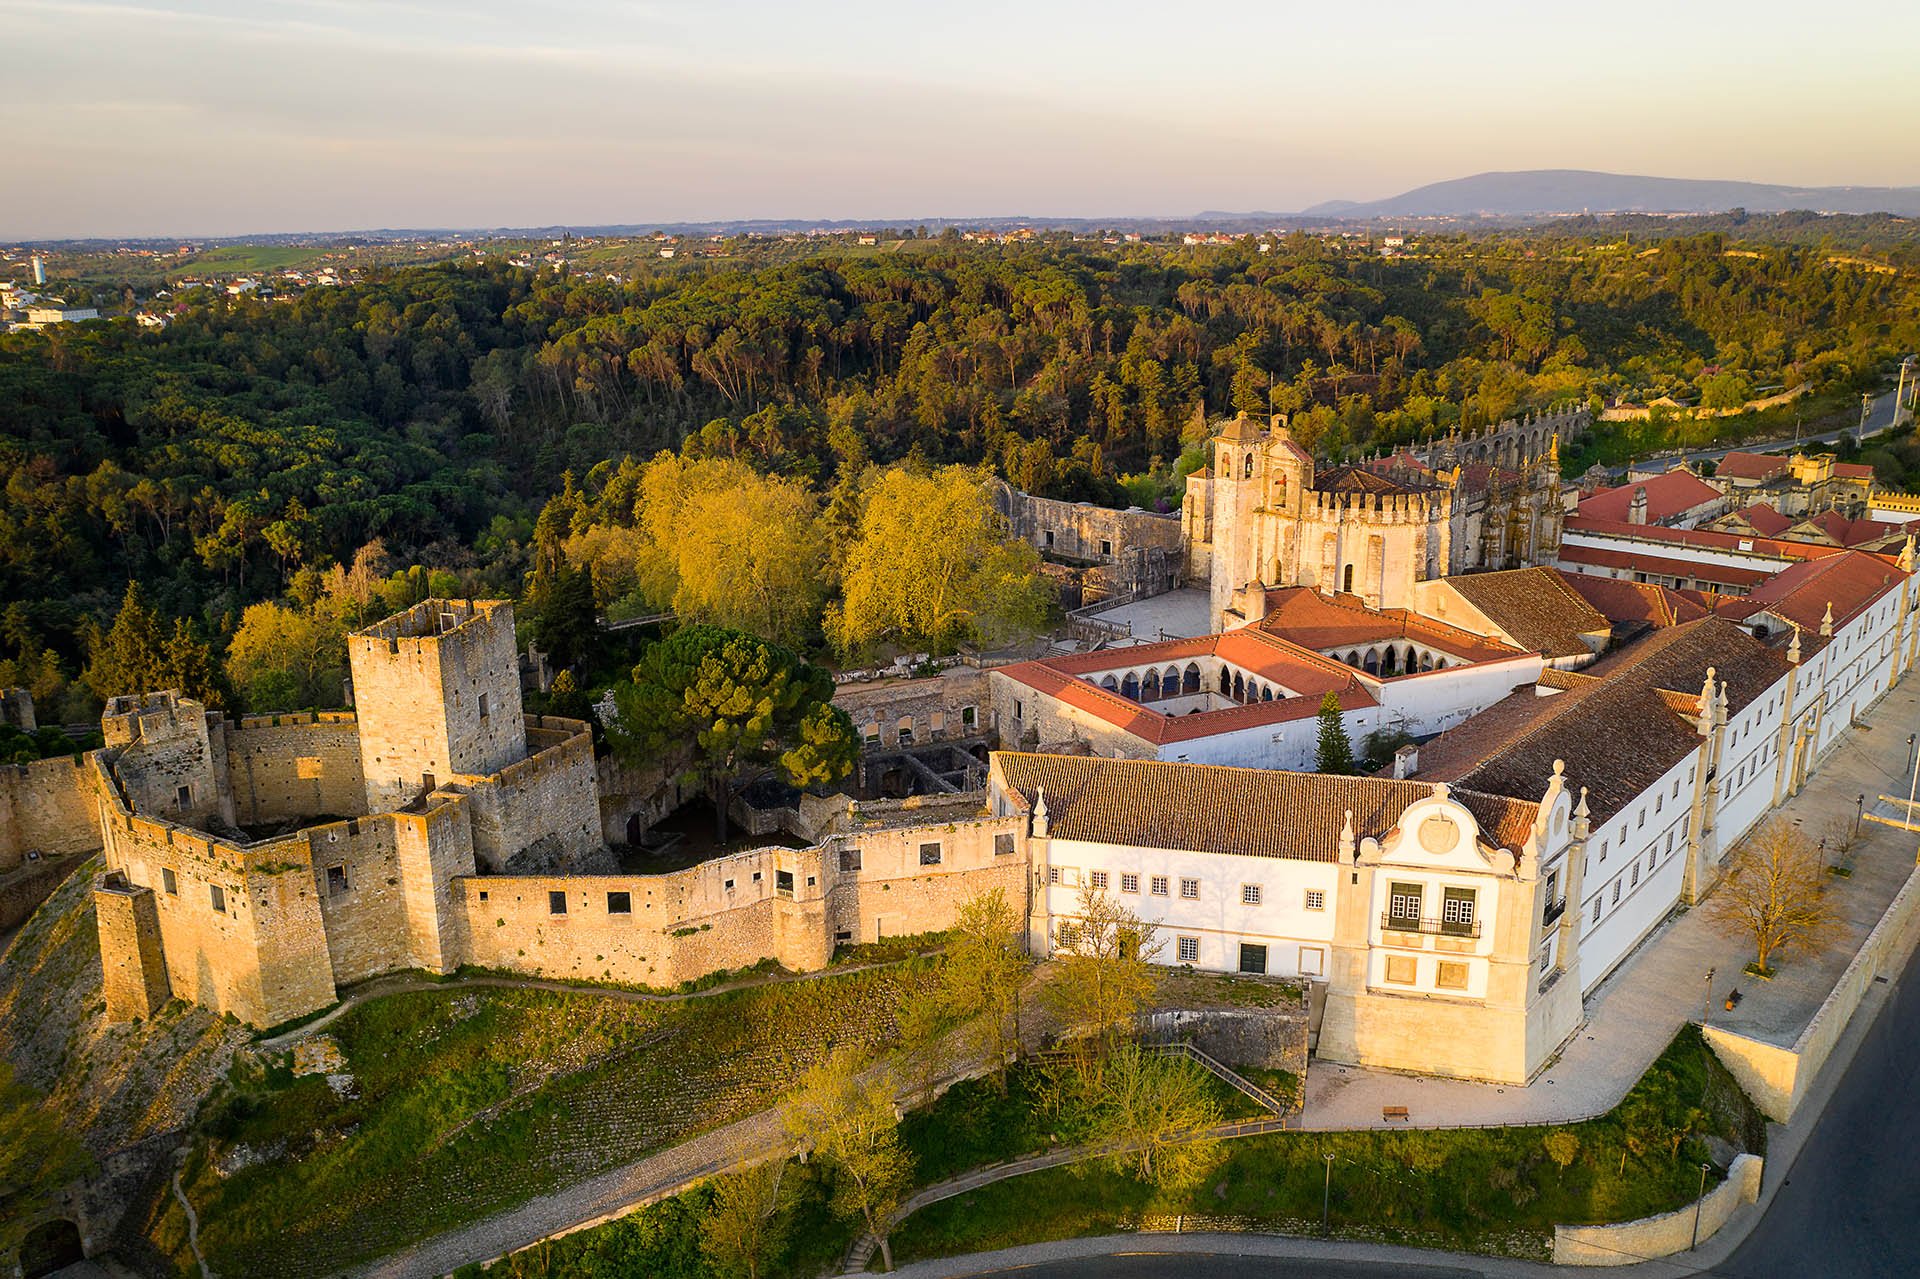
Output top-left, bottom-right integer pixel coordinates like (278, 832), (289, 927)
(937, 888), (1030, 1092)
(782, 1049), (912, 1272)
(1041, 882), (1163, 1074)
(829, 465), (1052, 658)
(698, 1158), (787, 1279)
(225, 600), (348, 711)
(1085, 1043), (1223, 1192)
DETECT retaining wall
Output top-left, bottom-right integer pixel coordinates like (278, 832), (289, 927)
(1553, 1153), (1763, 1265)
(0, 754), (102, 872)
(1704, 862), (1920, 1121)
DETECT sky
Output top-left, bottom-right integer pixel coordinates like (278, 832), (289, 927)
(5, 0), (1918, 239)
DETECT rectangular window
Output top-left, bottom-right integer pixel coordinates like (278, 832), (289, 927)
(1120, 872), (1140, 894)
(1177, 935), (1200, 963)
(961, 705), (977, 729)
(1241, 884), (1262, 905)
(1384, 954), (1417, 985)
(1056, 920), (1079, 948)
(1013, 699), (1023, 720)
(1631, 864), (1640, 887)
(1599, 840), (1608, 863)
(477, 691), (491, 719)
(1611, 880), (1621, 905)
(1435, 961), (1469, 991)
(548, 890), (568, 915)
(176, 784), (191, 807)
(839, 847), (861, 873)
(1089, 870), (1109, 890)
(1238, 943), (1268, 974)
(1441, 887), (1476, 933)
(161, 867), (177, 895)
(479, 890), (488, 903)
(1180, 877), (1200, 900)
(1593, 898), (1603, 923)
(724, 878), (735, 891)
(607, 891), (632, 914)
(1388, 881), (1423, 922)
(1047, 865), (1061, 884)
(897, 718), (915, 745)
(1100, 538), (1114, 556)
(1305, 889), (1325, 911)
(1151, 875), (1169, 896)
(863, 725), (881, 748)
(208, 884), (226, 913)
(776, 870), (794, 895)
(919, 842), (943, 866)
(326, 864), (348, 896)
(995, 833), (1016, 857)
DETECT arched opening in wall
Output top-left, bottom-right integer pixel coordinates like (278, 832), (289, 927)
(1342, 564), (1354, 593)
(1380, 648), (1399, 676)
(1260, 686), (1274, 702)
(1232, 671), (1246, 702)
(1420, 652), (1433, 672)
(20, 1219), (84, 1279)
(968, 743), (989, 764)
(1121, 672), (1141, 701)
(1363, 650), (1381, 675)
(1183, 663), (1202, 694)
(1345, 650), (1360, 667)
(624, 812), (647, 845)
(1100, 674), (1120, 692)
(1244, 452), (1255, 478)
(1141, 670), (1161, 700)
(1218, 668), (1232, 695)
(878, 767), (909, 798)
(1162, 666), (1180, 697)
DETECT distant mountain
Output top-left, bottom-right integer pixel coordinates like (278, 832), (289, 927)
(1299, 170), (1920, 219)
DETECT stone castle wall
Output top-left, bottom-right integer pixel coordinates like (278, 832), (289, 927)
(223, 713), (366, 826)
(450, 718), (600, 872)
(0, 754), (99, 873)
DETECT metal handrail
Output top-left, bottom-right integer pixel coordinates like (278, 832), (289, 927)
(1542, 896), (1568, 927)
(1379, 912), (1481, 939)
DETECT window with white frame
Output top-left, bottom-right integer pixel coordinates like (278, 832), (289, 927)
(1241, 884), (1262, 905)
(1304, 889), (1325, 911)
(1176, 935), (1200, 963)
(1388, 882), (1422, 922)
(1611, 880), (1621, 904)
(1151, 875), (1169, 896)
(1047, 865), (1060, 884)
(1180, 877), (1200, 900)
(1120, 872), (1140, 894)
(1090, 870), (1109, 891)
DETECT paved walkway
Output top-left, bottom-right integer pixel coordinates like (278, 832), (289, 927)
(1301, 671), (1920, 1130)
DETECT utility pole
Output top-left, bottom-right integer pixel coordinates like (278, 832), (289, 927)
(1859, 393), (1872, 448)
(1322, 1152), (1335, 1233)
(1856, 793), (1866, 845)
(1703, 966), (1716, 1026)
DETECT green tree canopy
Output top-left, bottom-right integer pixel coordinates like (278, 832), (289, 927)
(608, 625), (856, 841)
(1314, 690), (1356, 775)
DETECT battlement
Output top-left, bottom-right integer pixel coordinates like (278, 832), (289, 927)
(351, 597), (511, 645)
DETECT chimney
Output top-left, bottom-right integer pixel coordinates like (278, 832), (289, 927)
(1393, 743), (1419, 779)
(1628, 485), (1650, 526)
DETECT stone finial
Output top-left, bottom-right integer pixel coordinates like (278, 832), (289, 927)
(1031, 786), (1049, 838)
(1574, 785), (1590, 820)
(1339, 809), (1356, 861)
(1901, 533), (1916, 572)
(1788, 624), (1802, 665)
(1821, 602), (1835, 638)
(1698, 667), (1717, 733)
(1429, 781), (1451, 803)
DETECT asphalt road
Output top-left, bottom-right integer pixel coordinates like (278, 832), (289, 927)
(1620, 386), (1907, 477)
(986, 933), (1920, 1279)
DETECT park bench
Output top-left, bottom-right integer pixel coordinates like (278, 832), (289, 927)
(1382, 1105), (1410, 1122)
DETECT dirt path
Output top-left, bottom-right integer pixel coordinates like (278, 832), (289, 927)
(172, 1169), (211, 1279)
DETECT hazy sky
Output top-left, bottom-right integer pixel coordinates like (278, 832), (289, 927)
(6, 0), (1918, 238)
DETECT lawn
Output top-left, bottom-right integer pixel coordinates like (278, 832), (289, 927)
(167, 960), (942, 1277)
(890, 1025), (1765, 1265)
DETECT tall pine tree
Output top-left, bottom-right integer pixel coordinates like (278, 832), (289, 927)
(1314, 690), (1356, 775)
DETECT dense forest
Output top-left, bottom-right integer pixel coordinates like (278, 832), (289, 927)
(4, 230), (1918, 724)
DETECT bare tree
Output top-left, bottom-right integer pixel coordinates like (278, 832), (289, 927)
(1707, 819), (1839, 973)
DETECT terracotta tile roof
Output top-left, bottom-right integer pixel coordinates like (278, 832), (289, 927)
(1833, 462), (1875, 480)
(1740, 549), (1908, 632)
(1257, 588), (1526, 663)
(1713, 451), (1792, 483)
(1734, 503), (1792, 536)
(1419, 618), (1792, 824)
(997, 629), (1376, 745)
(1577, 470), (1722, 523)
(1440, 568), (1610, 659)
(1316, 464), (1431, 495)
(1555, 571), (1710, 627)
(992, 752), (1541, 859)
(1557, 545), (1775, 590)
(1564, 517), (1848, 562)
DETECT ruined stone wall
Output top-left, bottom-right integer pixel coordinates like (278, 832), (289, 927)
(96, 758), (336, 1027)
(102, 694), (229, 831)
(223, 714), (366, 827)
(95, 877), (170, 1020)
(596, 751), (693, 846)
(834, 666), (997, 751)
(823, 809), (1029, 945)
(446, 718), (599, 872)
(987, 670), (1155, 759)
(307, 816), (411, 986)
(349, 599), (527, 812)
(0, 753), (100, 873)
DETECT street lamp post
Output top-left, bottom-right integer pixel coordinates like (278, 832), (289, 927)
(1856, 793), (1866, 845)
(1860, 394), (1872, 448)
(1703, 966), (1716, 1027)
(1322, 1152), (1335, 1234)
(1690, 1163), (1711, 1249)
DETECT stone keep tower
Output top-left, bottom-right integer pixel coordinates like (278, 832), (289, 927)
(348, 600), (529, 812)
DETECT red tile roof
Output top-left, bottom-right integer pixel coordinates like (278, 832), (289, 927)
(992, 752), (1541, 859)
(1439, 568), (1612, 659)
(1577, 470), (1722, 523)
(1833, 462), (1875, 480)
(1564, 517), (1850, 562)
(1257, 588), (1525, 662)
(1733, 503), (1792, 536)
(1739, 549), (1908, 633)
(1555, 571), (1711, 627)
(1557, 545), (1775, 590)
(1713, 451), (1791, 483)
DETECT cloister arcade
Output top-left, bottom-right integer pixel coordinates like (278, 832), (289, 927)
(1080, 639), (1460, 709)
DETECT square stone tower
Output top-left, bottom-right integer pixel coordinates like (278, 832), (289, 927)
(348, 600), (528, 812)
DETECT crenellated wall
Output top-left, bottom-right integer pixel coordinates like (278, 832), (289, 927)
(223, 713), (366, 826)
(0, 753), (99, 873)
(448, 717), (600, 872)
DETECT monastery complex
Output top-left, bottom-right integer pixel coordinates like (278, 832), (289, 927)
(6, 408), (1920, 1086)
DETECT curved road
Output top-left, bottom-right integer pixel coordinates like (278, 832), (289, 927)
(890, 923), (1920, 1278)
